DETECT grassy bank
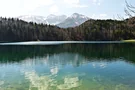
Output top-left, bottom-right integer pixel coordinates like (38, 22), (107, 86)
(123, 40), (135, 43)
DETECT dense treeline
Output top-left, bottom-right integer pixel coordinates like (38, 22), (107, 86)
(70, 19), (135, 41)
(0, 17), (69, 42)
(0, 17), (135, 42)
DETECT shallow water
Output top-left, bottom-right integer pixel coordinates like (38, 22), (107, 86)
(0, 43), (135, 90)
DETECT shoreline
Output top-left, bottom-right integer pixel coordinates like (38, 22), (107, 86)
(0, 40), (134, 45)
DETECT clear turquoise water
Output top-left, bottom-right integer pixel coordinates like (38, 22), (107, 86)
(0, 43), (135, 90)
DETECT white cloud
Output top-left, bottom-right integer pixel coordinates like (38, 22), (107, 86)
(64, 0), (79, 5)
(91, 14), (96, 18)
(92, 13), (108, 19)
(92, 0), (102, 5)
(100, 14), (107, 17)
(64, 0), (88, 8)
(23, 0), (54, 11)
(73, 4), (88, 8)
(49, 5), (59, 14)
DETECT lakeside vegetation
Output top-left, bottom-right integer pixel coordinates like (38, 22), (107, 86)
(123, 39), (135, 42)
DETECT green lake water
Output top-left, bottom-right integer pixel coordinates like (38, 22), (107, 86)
(0, 43), (135, 90)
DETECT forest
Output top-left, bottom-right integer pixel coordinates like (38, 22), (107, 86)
(0, 16), (135, 42)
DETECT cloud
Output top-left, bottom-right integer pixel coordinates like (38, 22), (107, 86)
(92, 0), (102, 5)
(92, 13), (108, 19)
(100, 14), (107, 17)
(23, 0), (54, 11)
(49, 5), (59, 14)
(64, 0), (88, 8)
(73, 4), (88, 8)
(64, 0), (79, 5)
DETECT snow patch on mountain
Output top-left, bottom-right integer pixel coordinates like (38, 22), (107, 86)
(18, 15), (48, 24)
(46, 14), (67, 25)
(57, 13), (90, 28)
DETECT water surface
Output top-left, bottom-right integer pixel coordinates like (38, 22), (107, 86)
(0, 43), (135, 90)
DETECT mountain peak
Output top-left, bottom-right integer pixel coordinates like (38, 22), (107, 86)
(71, 13), (80, 18)
(73, 13), (80, 15)
(70, 13), (89, 19)
(57, 13), (90, 28)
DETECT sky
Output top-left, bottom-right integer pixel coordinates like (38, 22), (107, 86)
(0, 0), (135, 19)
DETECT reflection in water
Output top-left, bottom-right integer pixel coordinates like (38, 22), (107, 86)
(0, 81), (4, 89)
(57, 77), (80, 90)
(50, 67), (59, 75)
(25, 70), (80, 90)
(25, 71), (56, 90)
(0, 43), (135, 90)
(92, 62), (107, 68)
(0, 43), (135, 64)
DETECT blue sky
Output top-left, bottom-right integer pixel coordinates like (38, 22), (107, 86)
(0, 0), (135, 19)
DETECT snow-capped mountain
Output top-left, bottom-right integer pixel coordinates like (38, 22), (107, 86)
(17, 13), (89, 28)
(18, 15), (67, 25)
(18, 15), (48, 24)
(57, 13), (90, 28)
(46, 14), (67, 25)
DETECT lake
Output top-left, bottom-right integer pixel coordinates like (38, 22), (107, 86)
(0, 43), (135, 90)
